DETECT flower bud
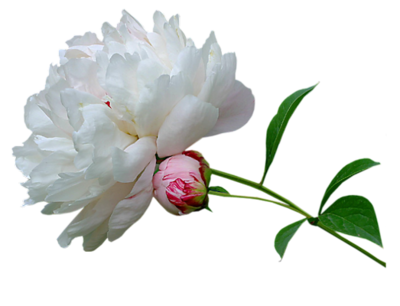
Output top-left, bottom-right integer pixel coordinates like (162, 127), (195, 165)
(153, 151), (211, 215)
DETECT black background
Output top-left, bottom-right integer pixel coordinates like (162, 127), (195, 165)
(13, 3), (390, 275)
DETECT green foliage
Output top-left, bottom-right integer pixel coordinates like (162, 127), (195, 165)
(319, 158), (380, 215)
(261, 84), (318, 184)
(274, 219), (306, 259)
(319, 195), (382, 247)
(208, 186), (230, 194)
(204, 204), (214, 215)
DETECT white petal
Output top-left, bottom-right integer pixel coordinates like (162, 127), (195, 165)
(153, 11), (168, 36)
(25, 96), (68, 138)
(34, 135), (75, 152)
(207, 81), (255, 136)
(83, 218), (109, 251)
(120, 10), (148, 41)
(74, 104), (135, 160)
(13, 135), (47, 177)
(46, 172), (95, 202)
(201, 29), (223, 76)
(41, 202), (62, 215)
(44, 79), (69, 119)
(57, 181), (134, 248)
(23, 150), (77, 204)
(45, 65), (62, 89)
(102, 22), (123, 45)
(108, 157), (154, 243)
(66, 32), (102, 47)
(136, 58), (169, 93)
(171, 46), (205, 95)
(198, 53), (237, 108)
(60, 88), (102, 131)
(108, 186), (153, 242)
(54, 196), (98, 214)
(157, 95), (219, 157)
(112, 136), (157, 183)
(62, 58), (105, 98)
(105, 53), (140, 118)
(53, 177), (114, 214)
(135, 73), (192, 137)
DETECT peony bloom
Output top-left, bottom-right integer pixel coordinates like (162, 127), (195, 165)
(13, 10), (254, 251)
(153, 151), (211, 215)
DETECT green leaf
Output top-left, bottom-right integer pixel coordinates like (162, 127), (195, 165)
(260, 83), (318, 184)
(307, 217), (319, 226)
(274, 218), (306, 260)
(318, 158), (380, 215)
(208, 186), (229, 194)
(204, 204), (214, 215)
(319, 195), (382, 247)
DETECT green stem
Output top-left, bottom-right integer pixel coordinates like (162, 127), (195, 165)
(209, 167), (387, 270)
(211, 168), (311, 218)
(208, 190), (298, 214)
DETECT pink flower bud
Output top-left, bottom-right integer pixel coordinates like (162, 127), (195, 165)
(153, 151), (211, 215)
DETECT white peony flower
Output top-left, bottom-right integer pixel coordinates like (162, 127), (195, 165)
(13, 10), (255, 251)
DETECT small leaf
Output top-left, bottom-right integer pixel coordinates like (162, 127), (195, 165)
(307, 217), (319, 226)
(275, 218), (306, 260)
(319, 195), (382, 247)
(260, 83), (318, 184)
(204, 204), (214, 215)
(318, 158), (380, 215)
(208, 186), (229, 194)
